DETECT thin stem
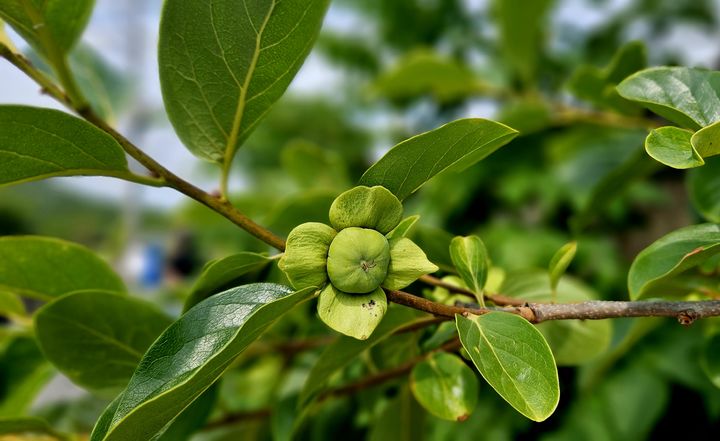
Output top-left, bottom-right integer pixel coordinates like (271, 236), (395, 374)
(1, 43), (287, 251)
(418, 274), (524, 306)
(388, 289), (720, 325)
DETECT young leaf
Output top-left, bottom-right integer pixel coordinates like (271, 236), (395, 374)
(0, 236), (125, 301)
(90, 283), (315, 441)
(158, 0), (330, 166)
(34, 291), (172, 393)
(299, 307), (425, 406)
(548, 241), (577, 291)
(359, 119), (518, 201)
(688, 156), (720, 223)
(628, 223), (720, 300)
(410, 352), (479, 421)
(617, 67), (720, 129)
(0, 106), (137, 188)
(644, 126), (704, 169)
(455, 312), (559, 421)
(690, 119), (720, 158)
(449, 235), (489, 302)
(0, 0), (93, 56)
(184, 252), (271, 311)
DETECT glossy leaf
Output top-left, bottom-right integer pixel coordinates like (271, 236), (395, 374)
(449, 235), (489, 299)
(548, 241), (577, 291)
(688, 156), (720, 223)
(617, 66), (720, 129)
(0, 416), (68, 440)
(410, 352), (478, 421)
(91, 283), (314, 441)
(501, 271), (611, 365)
(0, 106), (133, 188)
(456, 312), (559, 421)
(184, 252), (271, 311)
(153, 385), (218, 441)
(628, 224), (720, 300)
(360, 119), (518, 201)
(0, 236), (125, 301)
(299, 307), (424, 406)
(158, 0), (330, 164)
(644, 126), (703, 169)
(0, 0), (93, 56)
(0, 335), (53, 417)
(34, 291), (172, 392)
(690, 119), (720, 158)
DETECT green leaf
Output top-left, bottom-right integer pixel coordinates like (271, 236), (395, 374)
(280, 140), (350, 191)
(628, 223), (720, 300)
(455, 312), (559, 421)
(299, 307), (424, 406)
(184, 252), (271, 311)
(548, 241), (577, 291)
(644, 126), (704, 169)
(0, 236), (125, 301)
(617, 66), (720, 129)
(449, 235), (489, 300)
(689, 156), (720, 223)
(690, 119), (720, 158)
(0, 291), (24, 317)
(90, 283), (314, 441)
(369, 386), (425, 441)
(494, 0), (553, 84)
(360, 119), (518, 201)
(410, 352), (479, 421)
(701, 332), (720, 388)
(0, 0), (94, 56)
(372, 49), (482, 104)
(158, 0), (330, 165)
(34, 291), (172, 393)
(567, 41), (646, 113)
(0, 106), (134, 188)
(153, 385), (218, 441)
(501, 270), (611, 365)
(385, 215), (420, 241)
(316, 285), (387, 341)
(0, 335), (53, 417)
(0, 416), (68, 440)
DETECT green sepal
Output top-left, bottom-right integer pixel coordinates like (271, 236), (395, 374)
(279, 222), (336, 290)
(316, 284), (387, 340)
(383, 238), (439, 290)
(329, 185), (403, 234)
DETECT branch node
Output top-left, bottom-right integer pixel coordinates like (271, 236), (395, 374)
(677, 310), (698, 326)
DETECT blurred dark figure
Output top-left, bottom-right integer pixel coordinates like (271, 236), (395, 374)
(167, 230), (201, 280)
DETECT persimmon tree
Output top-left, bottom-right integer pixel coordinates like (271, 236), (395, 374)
(0, 0), (719, 439)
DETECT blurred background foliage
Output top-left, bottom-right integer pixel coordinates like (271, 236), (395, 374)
(2, 0), (720, 439)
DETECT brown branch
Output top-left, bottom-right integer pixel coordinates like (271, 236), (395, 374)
(388, 289), (720, 325)
(0, 43), (287, 252)
(418, 274), (525, 306)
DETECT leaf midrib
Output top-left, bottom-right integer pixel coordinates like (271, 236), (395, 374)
(223, 0), (276, 169)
